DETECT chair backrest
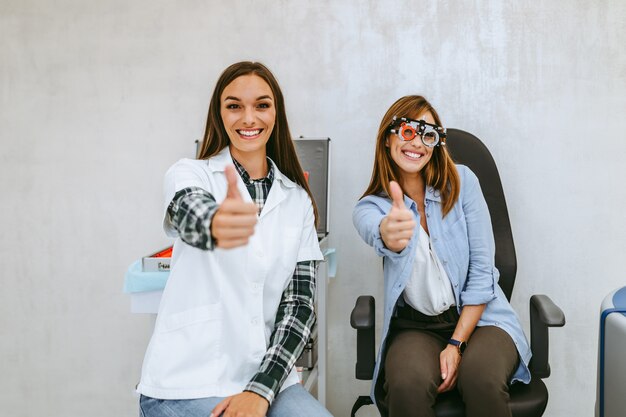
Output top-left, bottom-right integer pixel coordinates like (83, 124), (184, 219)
(445, 128), (517, 301)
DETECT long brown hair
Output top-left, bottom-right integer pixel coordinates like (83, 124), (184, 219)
(361, 95), (460, 217)
(197, 61), (318, 225)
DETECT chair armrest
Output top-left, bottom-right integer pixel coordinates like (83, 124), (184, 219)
(350, 296), (376, 380)
(529, 294), (565, 378)
(351, 295), (375, 329)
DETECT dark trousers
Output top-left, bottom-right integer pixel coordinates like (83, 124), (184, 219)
(378, 304), (519, 417)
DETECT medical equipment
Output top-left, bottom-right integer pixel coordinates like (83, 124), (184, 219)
(389, 116), (447, 147)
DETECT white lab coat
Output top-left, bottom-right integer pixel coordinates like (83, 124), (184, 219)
(137, 147), (323, 400)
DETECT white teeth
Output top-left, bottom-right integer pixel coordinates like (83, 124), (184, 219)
(239, 129), (260, 137)
(403, 151), (421, 159)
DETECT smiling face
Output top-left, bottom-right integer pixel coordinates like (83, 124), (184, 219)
(220, 74), (276, 163)
(386, 110), (436, 179)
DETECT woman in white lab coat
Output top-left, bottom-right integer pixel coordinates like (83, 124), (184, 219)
(137, 61), (333, 417)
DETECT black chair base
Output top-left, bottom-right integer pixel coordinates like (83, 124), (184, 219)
(351, 377), (547, 417)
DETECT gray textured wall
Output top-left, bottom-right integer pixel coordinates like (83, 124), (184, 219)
(1, 1), (625, 416)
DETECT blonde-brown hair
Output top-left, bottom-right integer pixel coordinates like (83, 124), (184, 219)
(197, 61), (318, 225)
(360, 95), (460, 217)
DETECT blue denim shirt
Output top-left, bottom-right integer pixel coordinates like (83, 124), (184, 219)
(353, 165), (531, 403)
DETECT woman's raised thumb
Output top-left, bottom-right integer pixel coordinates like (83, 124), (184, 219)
(389, 181), (404, 209)
(224, 165), (242, 201)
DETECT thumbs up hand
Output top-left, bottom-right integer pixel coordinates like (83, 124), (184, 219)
(211, 165), (258, 249)
(225, 164), (243, 201)
(380, 181), (416, 252)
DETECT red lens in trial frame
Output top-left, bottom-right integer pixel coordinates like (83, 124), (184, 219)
(399, 122), (417, 141)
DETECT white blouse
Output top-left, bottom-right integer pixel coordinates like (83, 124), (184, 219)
(403, 225), (456, 316)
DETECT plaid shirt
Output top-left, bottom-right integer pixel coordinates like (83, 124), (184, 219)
(232, 157), (274, 215)
(167, 157), (316, 404)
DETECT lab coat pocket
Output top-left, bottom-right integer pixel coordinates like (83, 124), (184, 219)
(148, 304), (223, 388)
(161, 305), (219, 332)
(278, 227), (301, 275)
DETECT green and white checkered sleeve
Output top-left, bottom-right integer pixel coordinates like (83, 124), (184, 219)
(167, 186), (219, 250)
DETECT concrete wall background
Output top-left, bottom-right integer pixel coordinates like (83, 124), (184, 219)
(1, 1), (625, 416)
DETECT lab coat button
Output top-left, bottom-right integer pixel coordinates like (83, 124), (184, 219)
(256, 250), (264, 257)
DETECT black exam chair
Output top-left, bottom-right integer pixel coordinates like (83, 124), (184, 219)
(350, 129), (566, 417)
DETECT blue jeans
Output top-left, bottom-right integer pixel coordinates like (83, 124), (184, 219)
(139, 384), (333, 417)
